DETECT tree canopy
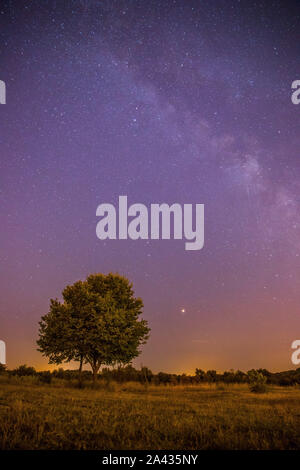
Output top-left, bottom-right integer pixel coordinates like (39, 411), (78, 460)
(37, 273), (150, 382)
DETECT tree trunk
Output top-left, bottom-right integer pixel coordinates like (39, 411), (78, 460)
(87, 357), (101, 386)
(78, 356), (83, 388)
(92, 363), (100, 385)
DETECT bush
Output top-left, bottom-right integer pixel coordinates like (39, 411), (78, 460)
(11, 365), (36, 377)
(248, 370), (268, 393)
(250, 383), (268, 393)
(38, 371), (52, 384)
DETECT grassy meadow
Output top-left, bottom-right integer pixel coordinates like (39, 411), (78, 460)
(0, 377), (300, 450)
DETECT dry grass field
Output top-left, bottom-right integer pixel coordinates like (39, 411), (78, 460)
(0, 378), (300, 450)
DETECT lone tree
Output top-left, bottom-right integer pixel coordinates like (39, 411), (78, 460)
(37, 273), (150, 384)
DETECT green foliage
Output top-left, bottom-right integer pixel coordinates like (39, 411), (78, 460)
(2, 364), (300, 389)
(247, 369), (268, 393)
(37, 273), (150, 382)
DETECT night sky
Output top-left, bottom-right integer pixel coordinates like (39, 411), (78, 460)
(1, 0), (300, 373)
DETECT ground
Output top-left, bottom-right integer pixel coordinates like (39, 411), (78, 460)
(0, 379), (299, 450)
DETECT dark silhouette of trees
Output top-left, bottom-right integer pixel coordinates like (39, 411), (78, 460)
(11, 365), (36, 376)
(195, 368), (206, 382)
(2, 363), (300, 387)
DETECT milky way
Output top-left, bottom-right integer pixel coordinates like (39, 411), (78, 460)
(1, 0), (300, 372)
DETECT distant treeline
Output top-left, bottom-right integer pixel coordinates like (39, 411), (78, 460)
(1, 363), (300, 387)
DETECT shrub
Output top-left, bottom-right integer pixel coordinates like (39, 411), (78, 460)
(38, 371), (52, 384)
(248, 370), (268, 393)
(11, 365), (36, 377)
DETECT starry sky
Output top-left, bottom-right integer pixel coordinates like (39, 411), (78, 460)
(1, 0), (300, 373)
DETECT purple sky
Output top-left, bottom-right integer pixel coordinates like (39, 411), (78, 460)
(1, 0), (300, 373)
